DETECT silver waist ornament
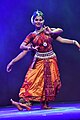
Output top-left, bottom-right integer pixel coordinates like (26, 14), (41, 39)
(34, 50), (56, 59)
(43, 42), (47, 47)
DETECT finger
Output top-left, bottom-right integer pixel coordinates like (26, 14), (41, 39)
(6, 67), (9, 71)
(43, 25), (48, 30)
(7, 69), (11, 72)
(35, 46), (39, 48)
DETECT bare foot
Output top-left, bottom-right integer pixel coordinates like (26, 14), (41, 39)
(19, 103), (31, 111)
(41, 105), (52, 110)
(10, 99), (23, 111)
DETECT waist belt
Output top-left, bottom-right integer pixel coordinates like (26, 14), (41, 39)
(34, 50), (56, 59)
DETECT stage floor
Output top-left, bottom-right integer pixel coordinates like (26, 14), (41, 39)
(0, 103), (80, 120)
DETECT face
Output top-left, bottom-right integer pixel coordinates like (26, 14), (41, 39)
(33, 16), (44, 29)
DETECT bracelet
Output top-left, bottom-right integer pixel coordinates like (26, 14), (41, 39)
(27, 47), (31, 50)
(72, 40), (76, 45)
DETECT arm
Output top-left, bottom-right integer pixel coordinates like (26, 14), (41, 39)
(11, 50), (28, 63)
(7, 43), (39, 72)
(56, 36), (80, 48)
(7, 43), (32, 72)
(6, 50), (28, 72)
(20, 42), (31, 50)
(20, 42), (39, 51)
(50, 28), (63, 35)
(44, 26), (63, 35)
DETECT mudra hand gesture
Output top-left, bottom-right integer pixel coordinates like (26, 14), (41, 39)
(73, 40), (80, 49)
(6, 60), (14, 72)
(27, 45), (39, 51)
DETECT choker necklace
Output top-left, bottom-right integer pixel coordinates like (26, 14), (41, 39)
(35, 27), (47, 35)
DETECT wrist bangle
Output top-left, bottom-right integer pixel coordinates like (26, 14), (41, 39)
(72, 40), (76, 44)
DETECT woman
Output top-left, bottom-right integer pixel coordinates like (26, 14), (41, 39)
(7, 10), (80, 111)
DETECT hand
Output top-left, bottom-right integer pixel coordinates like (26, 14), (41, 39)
(43, 25), (52, 34)
(31, 46), (39, 51)
(73, 40), (80, 49)
(6, 60), (14, 72)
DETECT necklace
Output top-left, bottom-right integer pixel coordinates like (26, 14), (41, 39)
(34, 28), (48, 47)
(35, 27), (47, 35)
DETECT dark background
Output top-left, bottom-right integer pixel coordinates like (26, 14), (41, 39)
(0, 0), (80, 106)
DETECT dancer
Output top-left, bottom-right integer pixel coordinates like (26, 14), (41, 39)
(7, 10), (80, 110)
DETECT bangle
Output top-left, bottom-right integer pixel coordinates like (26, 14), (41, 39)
(72, 40), (76, 44)
(27, 46), (31, 50)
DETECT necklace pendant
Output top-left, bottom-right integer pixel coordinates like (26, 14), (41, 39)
(43, 42), (47, 47)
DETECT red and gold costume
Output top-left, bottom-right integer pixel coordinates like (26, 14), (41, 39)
(19, 31), (61, 102)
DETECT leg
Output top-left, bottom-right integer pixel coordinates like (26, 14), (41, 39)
(10, 99), (31, 111)
(19, 102), (31, 111)
(41, 101), (52, 109)
(10, 99), (23, 111)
